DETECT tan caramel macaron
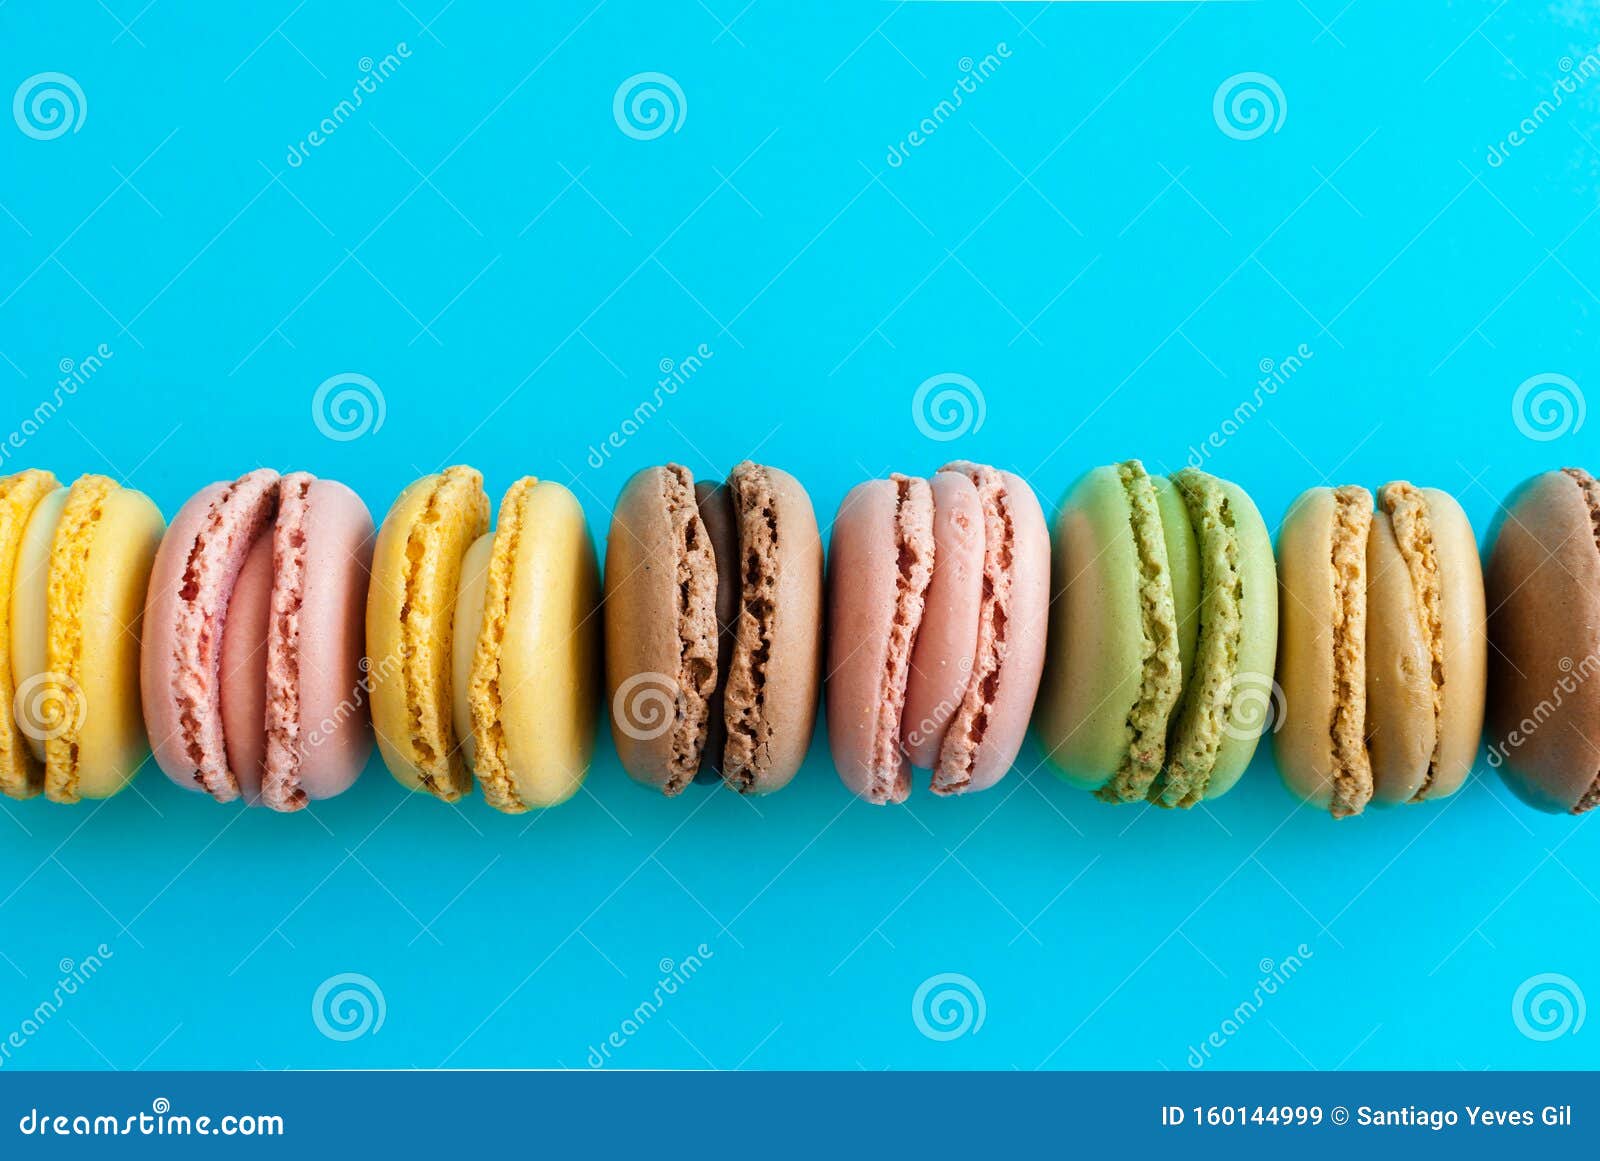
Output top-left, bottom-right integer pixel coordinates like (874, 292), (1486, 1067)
(1366, 483), (1484, 805)
(1275, 483), (1484, 818)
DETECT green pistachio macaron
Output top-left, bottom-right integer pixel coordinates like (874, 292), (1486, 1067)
(1035, 462), (1277, 807)
(1151, 468), (1279, 807)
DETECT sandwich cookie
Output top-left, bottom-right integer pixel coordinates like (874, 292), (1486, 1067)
(605, 461), (822, 797)
(827, 462), (1050, 804)
(451, 477), (601, 813)
(368, 466), (490, 803)
(5, 472), (164, 802)
(143, 469), (375, 809)
(1275, 482), (1484, 817)
(1485, 468), (1600, 814)
(1035, 463), (1276, 807)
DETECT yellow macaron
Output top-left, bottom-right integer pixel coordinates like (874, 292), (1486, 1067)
(451, 478), (600, 813)
(367, 465), (490, 802)
(6, 472), (165, 802)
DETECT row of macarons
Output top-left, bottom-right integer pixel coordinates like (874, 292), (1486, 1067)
(0, 460), (1589, 819)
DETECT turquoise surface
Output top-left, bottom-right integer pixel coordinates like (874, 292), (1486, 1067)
(1, 1), (1596, 1071)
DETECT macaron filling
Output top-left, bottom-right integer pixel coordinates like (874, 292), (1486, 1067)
(396, 466), (486, 800)
(42, 476), (117, 801)
(871, 475), (934, 802)
(171, 469), (281, 803)
(932, 463), (1012, 795)
(1328, 485), (1375, 818)
(1378, 482), (1446, 802)
(656, 466), (719, 795)
(260, 473), (312, 811)
(1562, 467), (1600, 814)
(1097, 461), (1183, 804)
(722, 463), (780, 792)
(1155, 469), (1244, 808)
(695, 481), (740, 782)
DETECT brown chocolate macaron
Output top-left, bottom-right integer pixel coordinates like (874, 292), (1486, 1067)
(604, 461), (823, 796)
(1486, 468), (1600, 814)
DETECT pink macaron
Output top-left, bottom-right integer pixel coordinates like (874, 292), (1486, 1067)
(141, 469), (375, 810)
(826, 462), (1050, 803)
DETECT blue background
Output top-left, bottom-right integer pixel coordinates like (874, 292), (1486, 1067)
(0, 0), (1597, 1072)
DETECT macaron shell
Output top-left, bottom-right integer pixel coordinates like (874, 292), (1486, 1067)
(1194, 476), (1277, 801)
(288, 478), (375, 803)
(901, 470), (982, 769)
(492, 481), (600, 809)
(0, 469), (58, 799)
(9, 486), (67, 767)
(1485, 470), (1600, 813)
(1418, 486), (1485, 801)
(63, 485), (165, 800)
(1365, 509), (1436, 805)
(220, 530), (273, 803)
(366, 467), (488, 802)
(935, 466), (1048, 794)
(825, 478), (929, 804)
(450, 534), (494, 775)
(604, 465), (718, 794)
(1274, 486), (1373, 815)
(1275, 488), (1343, 808)
(1035, 466), (1146, 789)
(140, 470), (280, 802)
(142, 480), (230, 791)
(723, 463), (823, 795)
